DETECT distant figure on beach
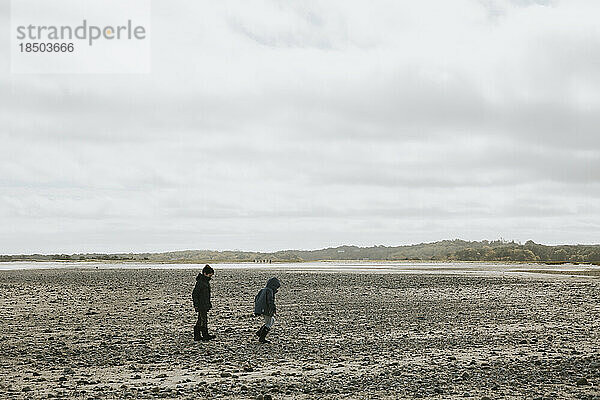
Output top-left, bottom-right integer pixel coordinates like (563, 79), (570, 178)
(254, 277), (281, 343)
(192, 264), (216, 341)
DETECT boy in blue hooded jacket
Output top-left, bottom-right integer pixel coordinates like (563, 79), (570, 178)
(254, 277), (281, 343)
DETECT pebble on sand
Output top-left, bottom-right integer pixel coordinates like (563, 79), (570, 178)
(256, 395), (273, 400)
(576, 377), (590, 386)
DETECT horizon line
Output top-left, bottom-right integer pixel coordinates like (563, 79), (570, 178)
(2, 238), (600, 256)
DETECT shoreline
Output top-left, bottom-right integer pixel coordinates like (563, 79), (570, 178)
(1, 260), (599, 279)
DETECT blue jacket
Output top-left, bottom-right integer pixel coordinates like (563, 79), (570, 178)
(254, 277), (280, 316)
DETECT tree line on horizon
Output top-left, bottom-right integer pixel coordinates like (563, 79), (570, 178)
(2, 239), (600, 264)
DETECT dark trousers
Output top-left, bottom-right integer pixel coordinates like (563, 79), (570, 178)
(196, 310), (208, 329)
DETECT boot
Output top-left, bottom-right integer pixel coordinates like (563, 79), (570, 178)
(201, 327), (216, 341)
(194, 325), (201, 341)
(258, 326), (270, 343)
(255, 325), (266, 337)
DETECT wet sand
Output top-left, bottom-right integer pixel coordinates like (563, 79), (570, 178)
(1, 267), (599, 399)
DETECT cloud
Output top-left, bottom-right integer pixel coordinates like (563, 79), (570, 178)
(1, 0), (600, 253)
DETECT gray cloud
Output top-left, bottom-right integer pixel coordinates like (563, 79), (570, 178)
(1, 0), (600, 253)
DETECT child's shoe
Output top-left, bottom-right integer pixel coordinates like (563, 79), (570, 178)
(255, 325), (266, 337)
(258, 327), (270, 343)
(201, 328), (216, 341)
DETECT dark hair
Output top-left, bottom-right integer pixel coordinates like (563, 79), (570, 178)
(202, 264), (214, 275)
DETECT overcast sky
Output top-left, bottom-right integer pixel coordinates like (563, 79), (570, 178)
(1, 0), (600, 254)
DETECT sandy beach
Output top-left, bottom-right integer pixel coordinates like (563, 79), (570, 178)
(1, 266), (599, 399)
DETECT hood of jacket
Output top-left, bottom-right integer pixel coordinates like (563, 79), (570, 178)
(266, 277), (280, 293)
(197, 273), (211, 282)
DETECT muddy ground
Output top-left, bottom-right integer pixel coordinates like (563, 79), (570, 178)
(0, 267), (599, 399)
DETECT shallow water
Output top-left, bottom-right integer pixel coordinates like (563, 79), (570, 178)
(1, 260), (598, 278)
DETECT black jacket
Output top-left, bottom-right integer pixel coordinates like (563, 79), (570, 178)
(254, 277), (280, 317)
(192, 274), (212, 311)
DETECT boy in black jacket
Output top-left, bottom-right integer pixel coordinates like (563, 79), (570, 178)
(192, 265), (215, 341)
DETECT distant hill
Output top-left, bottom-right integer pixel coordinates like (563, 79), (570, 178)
(2, 239), (600, 264)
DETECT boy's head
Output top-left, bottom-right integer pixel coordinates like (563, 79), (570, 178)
(266, 277), (280, 293)
(202, 264), (214, 278)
